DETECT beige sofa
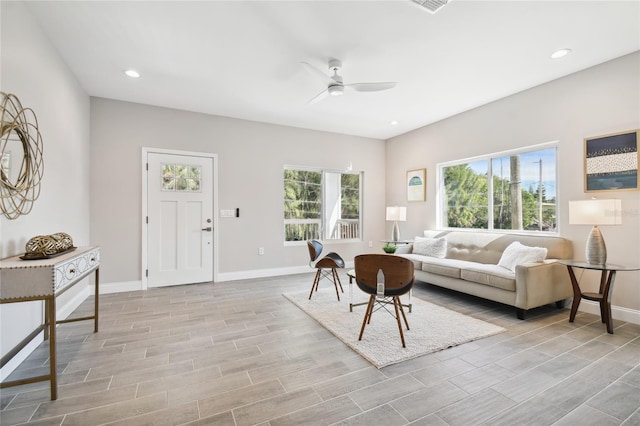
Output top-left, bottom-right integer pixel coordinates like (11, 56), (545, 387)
(395, 230), (573, 319)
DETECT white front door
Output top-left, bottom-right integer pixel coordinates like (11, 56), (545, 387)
(146, 152), (213, 287)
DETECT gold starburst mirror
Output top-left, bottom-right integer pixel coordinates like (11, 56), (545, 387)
(0, 92), (44, 220)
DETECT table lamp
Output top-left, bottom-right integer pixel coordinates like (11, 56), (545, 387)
(569, 199), (621, 264)
(386, 206), (406, 242)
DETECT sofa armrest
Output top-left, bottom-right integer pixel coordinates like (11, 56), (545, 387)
(514, 260), (573, 309)
(394, 244), (413, 255)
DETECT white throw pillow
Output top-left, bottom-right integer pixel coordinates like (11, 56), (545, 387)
(498, 241), (547, 272)
(413, 236), (447, 258)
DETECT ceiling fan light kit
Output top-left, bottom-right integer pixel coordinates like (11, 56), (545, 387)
(328, 85), (344, 96)
(302, 59), (397, 104)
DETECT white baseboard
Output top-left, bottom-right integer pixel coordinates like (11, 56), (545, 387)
(216, 265), (310, 282)
(92, 280), (143, 295)
(0, 285), (89, 380)
(578, 299), (640, 325)
(0, 334), (43, 381)
(216, 261), (355, 283)
(57, 286), (90, 320)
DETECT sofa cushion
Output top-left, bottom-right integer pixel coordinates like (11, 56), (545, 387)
(395, 253), (427, 272)
(497, 241), (547, 272)
(413, 236), (447, 258)
(460, 264), (516, 291)
(420, 257), (478, 279)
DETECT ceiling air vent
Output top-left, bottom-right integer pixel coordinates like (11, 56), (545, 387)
(411, 0), (451, 14)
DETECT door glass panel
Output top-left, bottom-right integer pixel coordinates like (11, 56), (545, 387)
(161, 163), (202, 192)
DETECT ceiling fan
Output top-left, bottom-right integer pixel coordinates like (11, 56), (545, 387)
(301, 59), (397, 104)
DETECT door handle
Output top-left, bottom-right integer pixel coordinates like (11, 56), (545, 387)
(202, 227), (212, 232)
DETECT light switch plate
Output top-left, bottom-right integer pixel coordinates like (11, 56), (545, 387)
(220, 209), (235, 218)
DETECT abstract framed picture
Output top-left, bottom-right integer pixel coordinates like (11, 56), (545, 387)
(407, 168), (426, 202)
(584, 130), (639, 192)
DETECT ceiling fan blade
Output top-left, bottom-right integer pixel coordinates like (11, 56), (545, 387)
(345, 82), (397, 92)
(300, 62), (331, 84)
(307, 88), (329, 104)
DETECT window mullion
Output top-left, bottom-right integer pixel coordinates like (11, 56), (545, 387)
(487, 158), (494, 231)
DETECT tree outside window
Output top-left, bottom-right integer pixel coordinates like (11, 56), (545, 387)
(440, 146), (557, 232)
(284, 168), (362, 242)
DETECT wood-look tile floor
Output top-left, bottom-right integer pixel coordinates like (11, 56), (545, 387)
(1, 273), (639, 425)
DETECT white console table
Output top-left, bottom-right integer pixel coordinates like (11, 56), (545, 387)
(0, 246), (100, 400)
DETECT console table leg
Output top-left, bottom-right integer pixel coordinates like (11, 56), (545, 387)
(48, 296), (57, 400)
(94, 268), (100, 333)
(44, 299), (50, 341)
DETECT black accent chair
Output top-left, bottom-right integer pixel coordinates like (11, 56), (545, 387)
(307, 240), (345, 301)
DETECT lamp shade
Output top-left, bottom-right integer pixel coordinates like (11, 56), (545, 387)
(386, 206), (407, 222)
(569, 199), (622, 225)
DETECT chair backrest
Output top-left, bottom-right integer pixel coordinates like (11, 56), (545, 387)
(307, 240), (323, 262)
(354, 254), (414, 296)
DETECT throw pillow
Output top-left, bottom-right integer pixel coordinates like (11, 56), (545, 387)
(498, 241), (548, 272)
(413, 236), (447, 258)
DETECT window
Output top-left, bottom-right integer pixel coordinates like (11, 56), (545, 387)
(439, 144), (557, 233)
(284, 167), (362, 242)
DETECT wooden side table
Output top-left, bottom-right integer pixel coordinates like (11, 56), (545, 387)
(559, 260), (639, 334)
(0, 246), (100, 400)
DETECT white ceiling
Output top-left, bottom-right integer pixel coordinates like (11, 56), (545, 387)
(26, 1), (640, 140)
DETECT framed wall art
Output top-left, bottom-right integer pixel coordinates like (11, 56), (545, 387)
(584, 130), (639, 192)
(407, 168), (426, 202)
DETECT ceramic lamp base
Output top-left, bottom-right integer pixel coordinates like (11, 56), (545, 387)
(391, 222), (400, 242)
(586, 225), (607, 265)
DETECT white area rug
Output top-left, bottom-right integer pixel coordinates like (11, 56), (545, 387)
(283, 287), (506, 368)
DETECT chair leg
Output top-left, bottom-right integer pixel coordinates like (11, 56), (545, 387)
(393, 297), (406, 348)
(397, 297), (410, 330)
(359, 295), (375, 341)
(309, 270), (321, 300)
(335, 270), (344, 293)
(331, 268), (341, 301)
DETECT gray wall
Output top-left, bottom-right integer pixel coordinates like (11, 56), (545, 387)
(0, 2), (90, 365)
(90, 98), (387, 288)
(386, 52), (640, 314)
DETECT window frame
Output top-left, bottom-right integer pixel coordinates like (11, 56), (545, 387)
(283, 165), (363, 245)
(436, 141), (559, 235)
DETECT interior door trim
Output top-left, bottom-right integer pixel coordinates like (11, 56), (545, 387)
(141, 147), (219, 289)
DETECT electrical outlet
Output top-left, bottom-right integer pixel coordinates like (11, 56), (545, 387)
(258, 247), (264, 255)
(368, 241), (373, 247)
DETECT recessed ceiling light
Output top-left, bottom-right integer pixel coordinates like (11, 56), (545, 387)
(551, 48), (572, 59)
(124, 69), (141, 78)
(390, 120), (399, 126)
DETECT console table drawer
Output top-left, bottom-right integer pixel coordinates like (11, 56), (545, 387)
(54, 247), (100, 292)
